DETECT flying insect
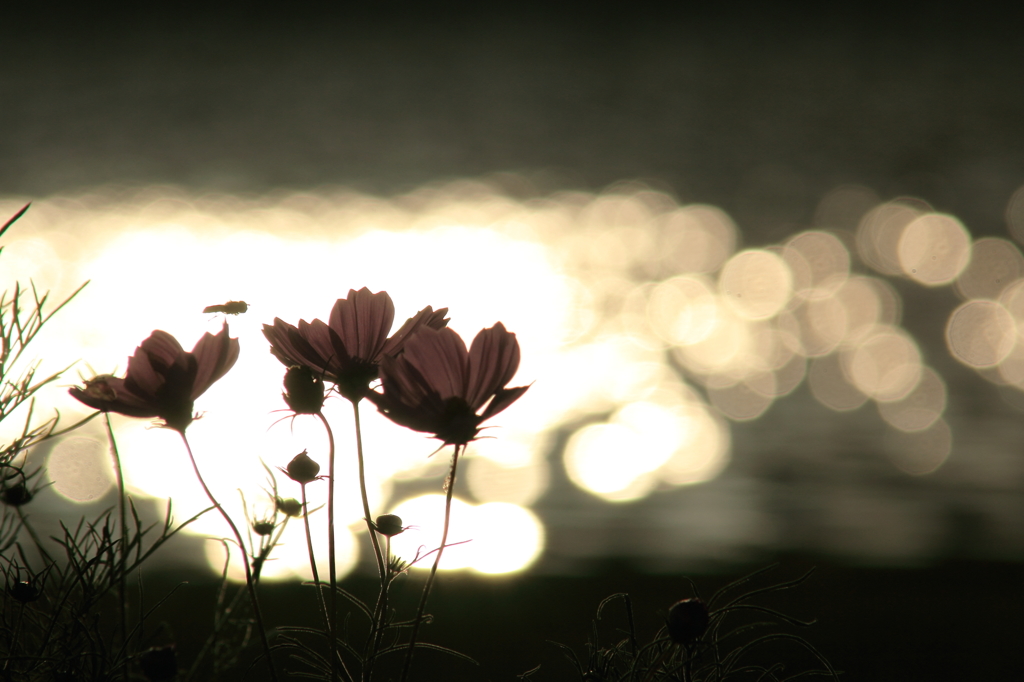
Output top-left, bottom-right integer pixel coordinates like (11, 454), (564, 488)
(203, 300), (249, 315)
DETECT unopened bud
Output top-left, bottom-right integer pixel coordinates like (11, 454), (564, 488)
(7, 580), (41, 603)
(283, 365), (325, 414)
(253, 520), (275, 536)
(2, 484), (33, 507)
(666, 597), (709, 645)
(374, 514), (404, 536)
(285, 450), (320, 484)
(276, 497), (303, 517)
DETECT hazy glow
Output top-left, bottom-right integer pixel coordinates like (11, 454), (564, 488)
(876, 366), (946, 432)
(647, 275), (719, 346)
(857, 201), (922, 276)
(845, 326), (922, 402)
(897, 213), (972, 285)
(206, 516), (359, 583)
(47, 437), (113, 502)
(387, 495), (543, 574)
(946, 300), (1016, 368)
(808, 353), (869, 412)
(1005, 184), (1024, 246)
(885, 418), (952, 475)
(465, 438), (549, 506)
(783, 230), (850, 300)
(655, 205), (738, 275)
(955, 237), (1024, 300)
(718, 249), (793, 320)
(6, 177), (1005, 581)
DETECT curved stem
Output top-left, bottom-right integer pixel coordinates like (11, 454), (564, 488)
(400, 444), (462, 682)
(300, 483), (334, 663)
(179, 432), (278, 682)
(315, 411), (341, 682)
(103, 414), (128, 675)
(348, 401), (386, 682)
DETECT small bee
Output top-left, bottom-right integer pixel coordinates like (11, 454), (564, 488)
(203, 300), (249, 315)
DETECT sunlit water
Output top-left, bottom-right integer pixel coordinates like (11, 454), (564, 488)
(4, 179), (1024, 579)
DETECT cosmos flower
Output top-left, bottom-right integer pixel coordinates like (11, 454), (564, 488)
(262, 287), (448, 401)
(367, 322), (529, 446)
(69, 323), (239, 432)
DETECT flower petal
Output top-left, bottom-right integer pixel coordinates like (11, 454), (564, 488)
(328, 288), (395, 363)
(479, 384), (530, 422)
(263, 319), (337, 378)
(381, 305), (450, 357)
(465, 323), (521, 410)
(401, 327), (469, 401)
(190, 322), (240, 399)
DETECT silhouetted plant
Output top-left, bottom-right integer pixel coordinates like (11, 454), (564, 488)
(543, 566), (839, 682)
(1, 203), (836, 682)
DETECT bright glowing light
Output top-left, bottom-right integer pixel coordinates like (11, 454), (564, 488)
(946, 300), (1016, 368)
(845, 326), (922, 402)
(387, 495), (543, 574)
(955, 237), (1024, 300)
(564, 423), (660, 501)
(897, 213), (972, 285)
(204, 516), (359, 583)
(857, 201), (922, 276)
(1, 177), (974, 583)
(464, 502), (544, 574)
(655, 204), (738, 275)
(783, 230), (850, 300)
(47, 437), (113, 502)
(718, 249), (793, 320)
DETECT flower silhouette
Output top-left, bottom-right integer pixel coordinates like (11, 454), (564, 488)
(262, 287), (448, 401)
(69, 323), (239, 432)
(368, 323), (529, 445)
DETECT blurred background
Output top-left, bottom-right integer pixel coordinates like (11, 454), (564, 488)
(3, 4), (1023, 679)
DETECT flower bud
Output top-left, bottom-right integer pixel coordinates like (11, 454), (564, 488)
(7, 580), (41, 603)
(253, 519), (275, 536)
(666, 597), (709, 645)
(276, 497), (303, 517)
(283, 365), (325, 414)
(139, 644), (178, 682)
(284, 450), (320, 484)
(374, 514), (405, 536)
(1, 483), (33, 507)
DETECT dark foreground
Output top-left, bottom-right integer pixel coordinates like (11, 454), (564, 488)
(144, 558), (1022, 681)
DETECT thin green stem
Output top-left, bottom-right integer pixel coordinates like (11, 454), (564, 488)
(178, 432), (278, 682)
(103, 414), (128, 669)
(315, 411), (340, 682)
(400, 444), (463, 682)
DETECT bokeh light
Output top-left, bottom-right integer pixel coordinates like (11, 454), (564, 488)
(5, 177), (1014, 576)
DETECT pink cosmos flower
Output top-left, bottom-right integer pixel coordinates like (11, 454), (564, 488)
(261, 287), (448, 401)
(69, 323), (239, 432)
(367, 322), (529, 445)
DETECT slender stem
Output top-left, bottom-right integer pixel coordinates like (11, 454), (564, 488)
(300, 483), (333, 658)
(178, 432), (278, 682)
(400, 444), (462, 682)
(349, 401), (386, 682)
(103, 414), (128, 665)
(315, 411), (340, 682)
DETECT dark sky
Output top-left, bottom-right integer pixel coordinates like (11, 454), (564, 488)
(5, 4), (1024, 242)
